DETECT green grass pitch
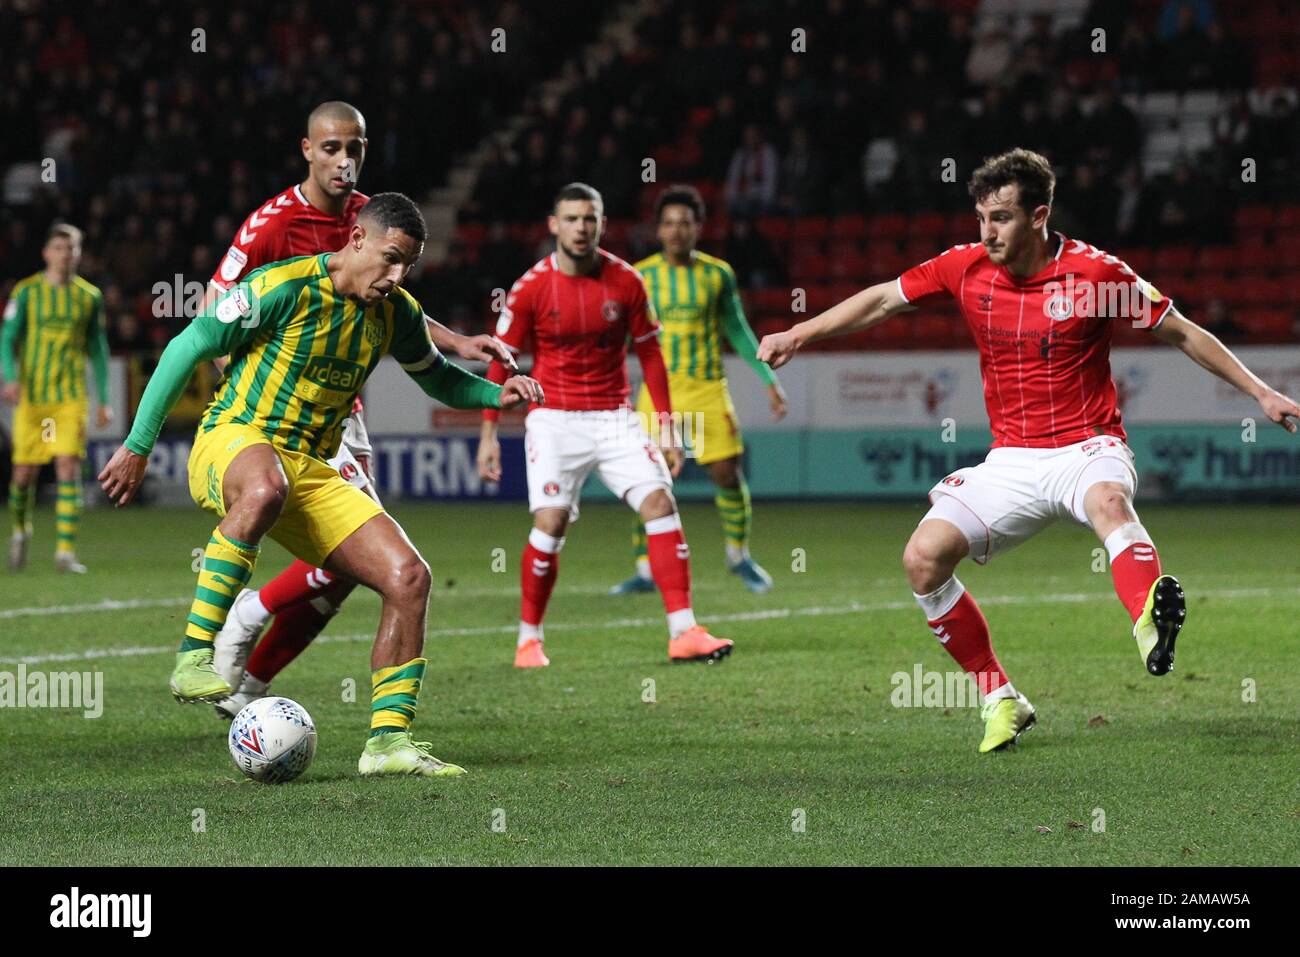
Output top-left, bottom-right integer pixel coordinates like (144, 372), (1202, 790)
(1, 500), (1296, 866)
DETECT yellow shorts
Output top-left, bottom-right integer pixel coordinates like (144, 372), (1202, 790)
(636, 376), (743, 466)
(11, 399), (87, 464)
(188, 422), (384, 568)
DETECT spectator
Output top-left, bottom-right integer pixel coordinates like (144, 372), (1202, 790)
(724, 124), (779, 219)
(724, 218), (784, 290)
(779, 126), (827, 216)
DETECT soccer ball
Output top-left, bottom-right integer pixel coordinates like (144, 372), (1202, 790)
(228, 696), (317, 783)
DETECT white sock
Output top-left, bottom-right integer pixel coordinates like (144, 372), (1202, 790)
(518, 621), (543, 647)
(1102, 522), (1153, 562)
(240, 673), (269, 696)
(725, 543), (748, 566)
(983, 682), (1018, 704)
(635, 556), (652, 580)
(242, 589), (272, 627)
(912, 576), (965, 621)
(667, 608), (697, 638)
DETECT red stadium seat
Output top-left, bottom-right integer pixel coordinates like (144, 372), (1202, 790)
(867, 214), (906, 240)
(1153, 246), (1195, 273)
(457, 222), (486, 246)
(757, 217), (791, 242)
(831, 214), (868, 239)
(789, 238), (824, 260)
(1234, 206), (1274, 232)
(792, 217), (830, 239)
(1237, 277), (1287, 306)
(791, 256), (829, 282)
(865, 248), (906, 278)
(1234, 243), (1277, 272)
(1238, 309), (1292, 340)
(903, 239), (944, 264)
(1275, 206), (1300, 230)
(1115, 247), (1153, 275)
(907, 212), (947, 240)
(828, 251), (870, 280)
(1195, 247), (1236, 273)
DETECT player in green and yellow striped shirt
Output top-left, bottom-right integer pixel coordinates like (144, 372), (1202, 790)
(611, 185), (788, 595)
(2, 223), (113, 573)
(98, 193), (543, 777)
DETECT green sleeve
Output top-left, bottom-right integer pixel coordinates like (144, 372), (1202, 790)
(86, 292), (111, 406)
(1, 286), (27, 384)
(387, 290), (502, 409)
(404, 351), (502, 409)
(717, 265), (777, 386)
(124, 281), (290, 455)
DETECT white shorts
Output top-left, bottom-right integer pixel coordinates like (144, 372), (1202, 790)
(524, 407), (673, 521)
(327, 443), (373, 494)
(924, 435), (1137, 564)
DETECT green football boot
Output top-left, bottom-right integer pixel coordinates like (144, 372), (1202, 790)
(169, 647), (233, 703)
(608, 572), (656, 595)
(978, 692), (1037, 753)
(358, 731), (467, 777)
(729, 556), (774, 593)
(1133, 574), (1186, 676)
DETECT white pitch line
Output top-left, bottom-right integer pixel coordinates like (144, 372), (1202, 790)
(3, 584), (1297, 667)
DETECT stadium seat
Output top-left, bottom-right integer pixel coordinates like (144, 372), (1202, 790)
(1235, 243), (1277, 272)
(867, 214), (907, 240)
(1153, 246), (1195, 273)
(831, 214), (868, 239)
(907, 212), (948, 240)
(1234, 206), (1274, 232)
(792, 217), (830, 239)
(757, 217), (791, 243)
(1195, 247), (1236, 273)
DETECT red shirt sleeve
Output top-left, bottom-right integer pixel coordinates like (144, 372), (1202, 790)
(897, 243), (981, 306)
(1088, 249), (1175, 331)
(210, 202), (284, 291)
(483, 272), (535, 422)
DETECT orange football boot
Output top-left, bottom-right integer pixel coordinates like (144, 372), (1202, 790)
(669, 625), (734, 663)
(514, 638), (550, 668)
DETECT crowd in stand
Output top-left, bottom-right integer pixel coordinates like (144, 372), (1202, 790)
(2, 0), (1298, 354)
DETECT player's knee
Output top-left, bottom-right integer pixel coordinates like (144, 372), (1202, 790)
(709, 458), (740, 489)
(637, 487), (675, 521)
(385, 552), (431, 606)
(238, 476), (288, 522)
(903, 533), (960, 592)
(533, 508), (569, 538)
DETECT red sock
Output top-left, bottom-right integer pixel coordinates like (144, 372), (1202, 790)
(1111, 542), (1161, 622)
(521, 536), (560, 629)
(258, 559), (335, 614)
(246, 594), (338, 683)
(645, 516), (692, 615)
(928, 590), (1008, 697)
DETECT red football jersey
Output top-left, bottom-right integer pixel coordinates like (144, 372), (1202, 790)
(898, 233), (1174, 448)
(210, 184), (370, 291)
(491, 249), (661, 412)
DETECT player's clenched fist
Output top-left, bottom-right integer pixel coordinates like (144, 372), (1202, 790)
(757, 330), (801, 370)
(98, 445), (149, 507)
(500, 375), (544, 410)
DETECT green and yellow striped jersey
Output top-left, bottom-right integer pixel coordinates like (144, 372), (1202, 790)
(196, 253), (435, 459)
(1, 272), (110, 404)
(634, 250), (776, 386)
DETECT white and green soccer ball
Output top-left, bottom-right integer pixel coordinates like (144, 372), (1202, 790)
(228, 696), (317, 783)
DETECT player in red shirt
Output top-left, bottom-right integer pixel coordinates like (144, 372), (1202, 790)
(200, 101), (514, 717)
(759, 148), (1300, 753)
(477, 183), (734, 667)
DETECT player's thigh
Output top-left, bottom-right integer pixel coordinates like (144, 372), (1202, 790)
(525, 408), (596, 523)
(594, 410), (674, 514)
(321, 508), (424, 597)
(271, 452), (386, 570)
(1046, 436), (1138, 530)
(48, 400), (87, 460)
(187, 423), (283, 519)
(924, 450), (1053, 564)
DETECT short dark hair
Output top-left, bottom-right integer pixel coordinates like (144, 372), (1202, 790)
(968, 148), (1056, 213)
(553, 182), (603, 211)
(655, 184), (705, 223)
(358, 192), (426, 243)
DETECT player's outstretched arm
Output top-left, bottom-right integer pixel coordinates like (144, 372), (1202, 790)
(1, 286), (26, 403)
(424, 314), (518, 371)
(1153, 308), (1300, 433)
(757, 278), (913, 369)
(403, 350), (543, 411)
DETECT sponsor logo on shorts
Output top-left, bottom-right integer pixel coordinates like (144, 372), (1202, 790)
(543, 481), (560, 496)
(942, 475), (964, 487)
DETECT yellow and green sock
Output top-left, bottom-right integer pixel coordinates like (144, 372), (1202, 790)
(716, 479), (752, 565)
(180, 528), (261, 651)
(9, 481), (34, 535)
(54, 479), (82, 555)
(370, 657), (427, 736)
(631, 522), (651, 579)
